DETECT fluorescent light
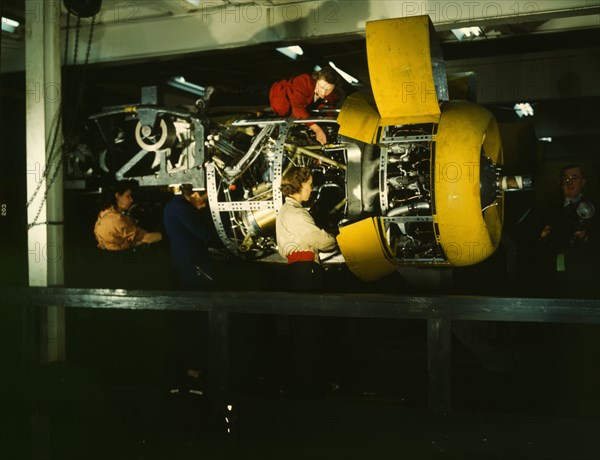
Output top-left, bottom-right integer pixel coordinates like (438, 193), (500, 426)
(167, 76), (208, 97)
(452, 26), (483, 41)
(538, 137), (552, 142)
(328, 61), (359, 85)
(514, 102), (534, 118)
(287, 45), (303, 56)
(2, 16), (20, 33)
(276, 45), (304, 60)
(2, 17), (18, 27)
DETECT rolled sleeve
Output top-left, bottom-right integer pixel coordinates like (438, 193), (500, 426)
(95, 209), (145, 251)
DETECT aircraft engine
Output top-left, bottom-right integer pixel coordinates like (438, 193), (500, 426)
(82, 15), (531, 282)
(202, 118), (346, 261)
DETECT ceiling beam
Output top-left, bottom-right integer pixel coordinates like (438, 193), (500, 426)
(2, 0), (598, 73)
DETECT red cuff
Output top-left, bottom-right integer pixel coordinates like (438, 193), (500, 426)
(287, 251), (315, 264)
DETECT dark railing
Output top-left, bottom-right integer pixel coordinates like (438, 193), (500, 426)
(5, 287), (600, 413)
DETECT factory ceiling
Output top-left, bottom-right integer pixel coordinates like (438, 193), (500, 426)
(1, 0), (599, 159)
(2, 2), (598, 88)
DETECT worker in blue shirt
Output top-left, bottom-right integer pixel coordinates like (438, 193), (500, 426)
(163, 184), (215, 289)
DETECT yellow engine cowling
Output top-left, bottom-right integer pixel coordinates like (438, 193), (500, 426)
(336, 217), (397, 282)
(434, 101), (503, 266)
(337, 15), (504, 281)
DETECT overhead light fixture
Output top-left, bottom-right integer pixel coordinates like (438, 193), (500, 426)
(328, 61), (359, 85)
(451, 26), (483, 41)
(167, 76), (209, 97)
(514, 102), (534, 118)
(2, 16), (20, 33)
(276, 45), (304, 60)
(538, 137), (552, 142)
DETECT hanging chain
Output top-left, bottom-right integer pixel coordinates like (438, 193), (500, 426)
(27, 13), (97, 229)
(26, 10), (73, 223)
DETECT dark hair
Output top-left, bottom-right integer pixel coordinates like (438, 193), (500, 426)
(559, 164), (585, 179)
(102, 179), (138, 209)
(280, 166), (312, 197)
(312, 67), (340, 86)
(180, 183), (194, 197)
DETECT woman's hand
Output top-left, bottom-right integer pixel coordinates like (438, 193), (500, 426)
(310, 124), (327, 145)
(141, 231), (162, 244)
(540, 225), (551, 239)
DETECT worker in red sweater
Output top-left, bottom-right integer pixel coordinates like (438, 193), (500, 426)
(269, 67), (342, 144)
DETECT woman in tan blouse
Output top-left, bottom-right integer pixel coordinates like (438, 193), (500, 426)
(94, 180), (162, 250)
(93, 180), (162, 288)
(276, 167), (337, 291)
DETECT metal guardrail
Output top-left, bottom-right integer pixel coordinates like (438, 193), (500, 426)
(4, 287), (600, 322)
(5, 287), (600, 413)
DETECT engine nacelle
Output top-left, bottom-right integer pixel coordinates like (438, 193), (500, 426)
(82, 15), (531, 282)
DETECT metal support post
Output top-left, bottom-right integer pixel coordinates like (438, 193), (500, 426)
(208, 307), (230, 395)
(427, 318), (452, 413)
(25, 0), (65, 363)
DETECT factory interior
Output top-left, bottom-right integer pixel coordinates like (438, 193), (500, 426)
(1, 1), (600, 458)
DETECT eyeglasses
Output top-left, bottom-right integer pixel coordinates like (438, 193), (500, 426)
(560, 175), (581, 184)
